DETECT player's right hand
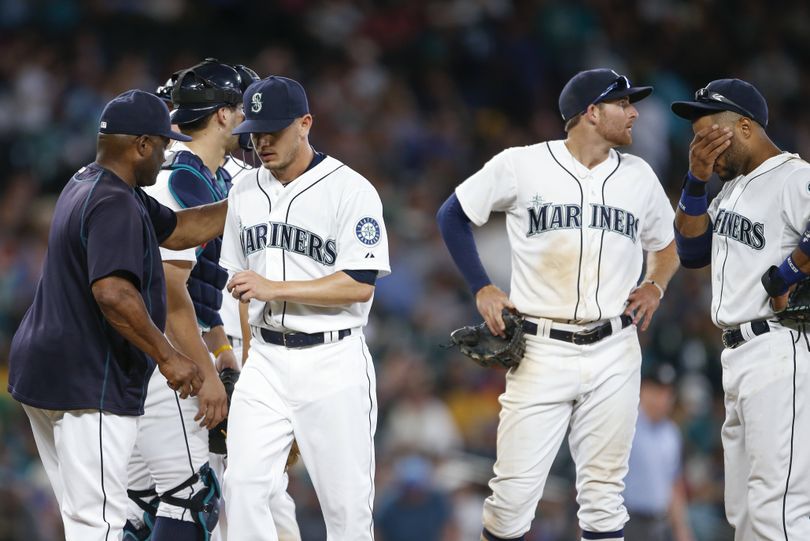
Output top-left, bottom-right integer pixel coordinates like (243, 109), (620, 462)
(160, 350), (204, 400)
(689, 124), (733, 181)
(475, 284), (516, 337)
(193, 372), (228, 430)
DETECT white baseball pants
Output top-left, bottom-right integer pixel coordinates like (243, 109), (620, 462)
(721, 326), (810, 541)
(224, 332), (377, 541)
(24, 405), (138, 540)
(483, 323), (640, 539)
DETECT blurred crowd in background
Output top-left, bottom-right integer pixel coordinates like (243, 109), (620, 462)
(1, 0), (810, 540)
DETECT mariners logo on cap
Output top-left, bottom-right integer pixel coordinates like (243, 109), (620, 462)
(251, 92), (263, 113)
(355, 217), (381, 246)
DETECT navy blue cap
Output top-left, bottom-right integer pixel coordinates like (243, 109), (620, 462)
(671, 78), (768, 127)
(233, 76), (309, 135)
(99, 90), (191, 141)
(559, 68), (653, 122)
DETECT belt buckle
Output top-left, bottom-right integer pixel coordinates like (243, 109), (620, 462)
(572, 327), (599, 345)
(282, 333), (289, 347)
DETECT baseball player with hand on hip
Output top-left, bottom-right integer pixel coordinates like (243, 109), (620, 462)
(672, 79), (810, 540)
(7, 90), (228, 540)
(220, 76), (390, 541)
(437, 68), (680, 541)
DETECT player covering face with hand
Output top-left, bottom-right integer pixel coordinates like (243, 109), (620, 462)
(220, 76), (390, 541)
(437, 68), (680, 541)
(673, 78), (810, 540)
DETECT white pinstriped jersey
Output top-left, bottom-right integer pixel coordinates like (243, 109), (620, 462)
(707, 153), (810, 328)
(455, 139), (674, 323)
(220, 155), (390, 334)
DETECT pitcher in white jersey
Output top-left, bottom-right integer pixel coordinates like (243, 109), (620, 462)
(220, 76), (390, 541)
(437, 68), (680, 541)
(673, 78), (810, 541)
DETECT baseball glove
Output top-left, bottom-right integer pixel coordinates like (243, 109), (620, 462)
(209, 368), (239, 455)
(777, 278), (810, 322)
(448, 310), (526, 369)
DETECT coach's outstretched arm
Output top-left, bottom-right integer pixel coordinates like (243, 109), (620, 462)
(91, 274), (204, 398)
(161, 199), (228, 251)
(227, 270), (375, 306)
(625, 240), (679, 332)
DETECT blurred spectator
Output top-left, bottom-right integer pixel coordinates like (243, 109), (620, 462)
(376, 455), (454, 541)
(624, 363), (695, 541)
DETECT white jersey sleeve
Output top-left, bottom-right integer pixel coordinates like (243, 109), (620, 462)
(780, 168), (810, 235)
(334, 187), (391, 277)
(143, 172), (197, 264)
(454, 148), (518, 226)
(639, 166), (676, 251)
(220, 186), (247, 273)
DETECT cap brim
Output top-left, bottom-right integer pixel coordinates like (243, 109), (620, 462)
(603, 86), (653, 104)
(671, 100), (731, 121)
(170, 105), (221, 125)
(232, 117), (296, 135)
(165, 129), (192, 142)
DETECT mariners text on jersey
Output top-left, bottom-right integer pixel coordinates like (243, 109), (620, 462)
(240, 221), (337, 265)
(712, 208), (765, 249)
(527, 202), (639, 241)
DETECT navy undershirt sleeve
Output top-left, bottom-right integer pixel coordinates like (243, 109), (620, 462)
(436, 192), (492, 294)
(344, 269), (378, 285)
(674, 223), (713, 269)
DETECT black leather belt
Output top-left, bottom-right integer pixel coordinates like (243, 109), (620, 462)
(721, 320), (770, 349)
(522, 315), (633, 345)
(259, 328), (352, 349)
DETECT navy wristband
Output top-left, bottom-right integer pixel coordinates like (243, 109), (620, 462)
(778, 255), (807, 287)
(678, 192), (709, 216)
(678, 172), (709, 216)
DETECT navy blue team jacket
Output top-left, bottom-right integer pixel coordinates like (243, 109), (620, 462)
(8, 163), (176, 415)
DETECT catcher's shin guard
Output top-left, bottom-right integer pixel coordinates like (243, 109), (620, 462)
(160, 463), (221, 540)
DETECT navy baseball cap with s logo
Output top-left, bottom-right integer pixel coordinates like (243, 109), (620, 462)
(233, 76), (310, 135)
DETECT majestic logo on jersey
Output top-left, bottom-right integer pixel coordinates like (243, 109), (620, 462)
(526, 201), (639, 242)
(251, 92), (263, 113)
(355, 217), (381, 246)
(241, 222), (337, 265)
(713, 209), (765, 249)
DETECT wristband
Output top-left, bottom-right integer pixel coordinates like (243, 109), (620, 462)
(213, 344), (233, 358)
(643, 279), (665, 300)
(779, 255), (807, 287)
(678, 173), (708, 216)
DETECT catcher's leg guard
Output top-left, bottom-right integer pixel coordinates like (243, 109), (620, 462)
(125, 487), (159, 540)
(160, 463), (221, 540)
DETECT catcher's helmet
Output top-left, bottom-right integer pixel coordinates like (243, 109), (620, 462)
(170, 58), (243, 125)
(155, 76), (176, 105)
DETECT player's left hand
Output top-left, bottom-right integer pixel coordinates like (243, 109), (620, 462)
(194, 371), (229, 430)
(624, 282), (662, 332)
(228, 270), (275, 303)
